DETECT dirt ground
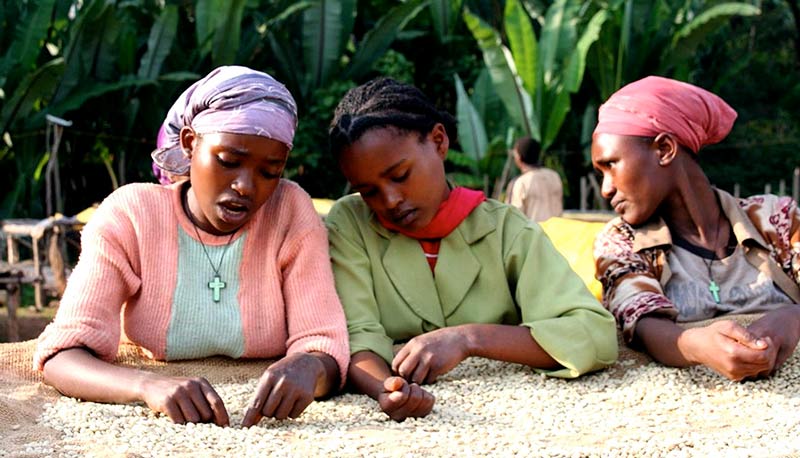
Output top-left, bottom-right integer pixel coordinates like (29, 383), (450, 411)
(0, 305), (56, 343)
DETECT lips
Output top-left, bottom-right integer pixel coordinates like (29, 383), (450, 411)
(217, 199), (251, 226)
(389, 208), (417, 227)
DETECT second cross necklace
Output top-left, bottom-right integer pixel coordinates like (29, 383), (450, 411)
(701, 218), (725, 304)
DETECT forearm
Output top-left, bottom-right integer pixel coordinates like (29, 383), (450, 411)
(634, 317), (695, 367)
(348, 351), (393, 400)
(461, 324), (560, 369)
(310, 352), (340, 398)
(42, 347), (151, 403)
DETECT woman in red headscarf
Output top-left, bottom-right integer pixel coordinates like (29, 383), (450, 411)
(592, 76), (800, 381)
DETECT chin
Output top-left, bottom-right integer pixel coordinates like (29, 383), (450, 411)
(620, 210), (654, 227)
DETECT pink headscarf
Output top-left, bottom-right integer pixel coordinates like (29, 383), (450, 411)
(593, 76), (737, 153)
(151, 66), (297, 184)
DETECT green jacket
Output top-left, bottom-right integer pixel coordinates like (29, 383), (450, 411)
(326, 195), (618, 378)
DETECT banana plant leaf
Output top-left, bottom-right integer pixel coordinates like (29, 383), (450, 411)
(429, 0), (462, 43)
(664, 2), (761, 70)
(0, 0), (56, 91)
(504, 0), (538, 96)
(1, 58), (65, 134)
(464, 8), (536, 140)
(138, 5), (178, 80)
(454, 73), (488, 166)
(303, 0), (356, 88)
(52, 0), (114, 104)
(345, 0), (428, 80)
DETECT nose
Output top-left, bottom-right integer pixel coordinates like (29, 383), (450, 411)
(600, 173), (616, 200)
(382, 186), (403, 210)
(231, 170), (254, 197)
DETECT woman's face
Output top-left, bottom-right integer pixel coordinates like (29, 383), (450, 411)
(591, 133), (670, 226)
(339, 124), (450, 231)
(182, 129), (289, 234)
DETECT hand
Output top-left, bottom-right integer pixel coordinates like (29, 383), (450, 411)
(392, 327), (470, 384)
(139, 374), (229, 426)
(377, 376), (435, 422)
(747, 305), (800, 373)
(680, 320), (777, 381)
(242, 353), (323, 426)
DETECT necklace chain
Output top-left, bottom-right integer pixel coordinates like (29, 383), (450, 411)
(701, 214), (726, 304)
(192, 224), (236, 277)
(183, 186), (236, 302)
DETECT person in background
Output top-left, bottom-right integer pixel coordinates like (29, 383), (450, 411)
(327, 77), (617, 422)
(34, 66), (350, 426)
(592, 76), (800, 381)
(504, 136), (563, 221)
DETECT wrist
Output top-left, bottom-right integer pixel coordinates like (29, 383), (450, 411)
(301, 352), (327, 383)
(459, 324), (479, 358)
(131, 370), (158, 403)
(676, 327), (701, 365)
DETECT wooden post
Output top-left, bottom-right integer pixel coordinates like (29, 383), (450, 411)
(587, 173), (608, 210)
(734, 183), (740, 198)
(794, 167), (799, 203)
(6, 281), (19, 342)
(765, 183), (771, 194)
(31, 232), (44, 311)
(580, 176), (588, 211)
(779, 179), (786, 196)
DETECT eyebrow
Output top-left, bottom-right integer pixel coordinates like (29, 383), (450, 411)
(223, 147), (287, 167)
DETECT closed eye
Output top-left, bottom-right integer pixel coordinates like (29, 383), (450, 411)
(391, 170), (410, 183)
(261, 170), (281, 179)
(217, 156), (238, 168)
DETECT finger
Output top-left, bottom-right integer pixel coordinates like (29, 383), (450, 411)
(392, 345), (410, 374)
(383, 376), (406, 393)
(722, 323), (767, 349)
(397, 349), (422, 380)
(186, 382), (213, 422)
(410, 358), (430, 385)
(288, 394), (313, 419)
(397, 383), (424, 415)
(261, 379), (286, 418)
(200, 383), (229, 427)
(162, 400), (185, 424)
(381, 378), (409, 407)
(241, 406), (262, 428)
(274, 392), (300, 420)
(175, 393), (201, 424)
(425, 372), (439, 385)
(242, 376), (274, 427)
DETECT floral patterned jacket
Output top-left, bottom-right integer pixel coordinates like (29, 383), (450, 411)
(593, 188), (800, 343)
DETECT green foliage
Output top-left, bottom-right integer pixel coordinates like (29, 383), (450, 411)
(587, 0), (761, 99)
(289, 79), (355, 198)
(0, 0), (795, 217)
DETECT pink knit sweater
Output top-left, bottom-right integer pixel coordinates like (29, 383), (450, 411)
(34, 180), (350, 383)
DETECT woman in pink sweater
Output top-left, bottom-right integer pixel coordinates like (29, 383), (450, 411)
(34, 66), (349, 427)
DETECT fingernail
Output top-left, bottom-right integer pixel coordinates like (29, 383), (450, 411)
(755, 339), (766, 347)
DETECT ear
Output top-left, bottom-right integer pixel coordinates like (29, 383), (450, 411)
(179, 126), (198, 158)
(429, 123), (450, 161)
(653, 133), (680, 166)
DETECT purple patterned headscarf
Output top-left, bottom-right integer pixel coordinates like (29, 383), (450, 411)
(151, 66), (297, 184)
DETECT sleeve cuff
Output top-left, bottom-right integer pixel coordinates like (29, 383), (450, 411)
(349, 332), (395, 366)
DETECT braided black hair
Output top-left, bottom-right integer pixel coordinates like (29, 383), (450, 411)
(329, 77), (457, 160)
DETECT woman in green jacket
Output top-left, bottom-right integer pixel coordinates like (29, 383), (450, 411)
(326, 77), (617, 422)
